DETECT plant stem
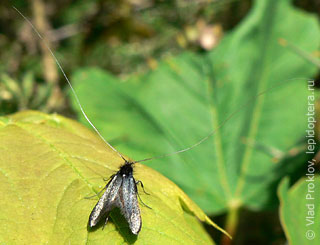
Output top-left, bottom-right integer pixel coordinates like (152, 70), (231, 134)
(221, 206), (240, 245)
(32, 0), (63, 111)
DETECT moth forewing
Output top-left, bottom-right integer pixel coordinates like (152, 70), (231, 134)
(117, 174), (142, 235)
(89, 174), (123, 227)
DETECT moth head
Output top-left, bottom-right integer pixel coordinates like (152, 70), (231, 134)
(119, 161), (134, 176)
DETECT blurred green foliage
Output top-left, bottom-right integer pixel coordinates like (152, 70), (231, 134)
(70, 1), (319, 243)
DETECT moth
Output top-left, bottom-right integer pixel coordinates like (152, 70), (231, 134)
(88, 160), (144, 235)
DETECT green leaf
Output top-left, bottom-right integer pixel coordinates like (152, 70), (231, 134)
(0, 110), (227, 244)
(70, 0), (319, 215)
(278, 176), (320, 244)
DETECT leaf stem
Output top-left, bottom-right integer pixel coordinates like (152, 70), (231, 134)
(221, 206), (239, 245)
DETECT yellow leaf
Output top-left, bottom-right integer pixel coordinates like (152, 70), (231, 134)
(0, 110), (229, 244)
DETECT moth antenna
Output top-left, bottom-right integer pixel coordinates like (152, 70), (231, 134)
(12, 6), (127, 162)
(132, 77), (308, 164)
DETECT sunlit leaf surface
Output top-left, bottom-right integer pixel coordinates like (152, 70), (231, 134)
(0, 111), (225, 244)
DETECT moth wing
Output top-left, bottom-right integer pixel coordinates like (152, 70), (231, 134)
(89, 174), (122, 227)
(116, 176), (142, 235)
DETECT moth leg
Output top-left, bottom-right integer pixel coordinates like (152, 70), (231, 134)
(84, 186), (107, 199)
(103, 174), (115, 182)
(136, 190), (152, 209)
(86, 174), (116, 199)
(136, 180), (150, 195)
(102, 215), (109, 230)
